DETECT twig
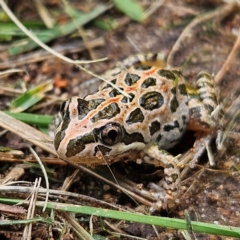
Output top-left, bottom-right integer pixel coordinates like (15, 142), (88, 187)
(215, 30), (240, 84)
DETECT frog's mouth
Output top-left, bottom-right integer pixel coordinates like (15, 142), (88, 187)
(60, 149), (140, 166)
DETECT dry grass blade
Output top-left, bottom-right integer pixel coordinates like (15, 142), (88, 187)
(0, 153), (66, 165)
(61, 211), (94, 239)
(34, 0), (55, 28)
(0, 185), (126, 211)
(1, 166), (25, 184)
(23, 178), (41, 240)
(0, 69), (27, 76)
(60, 169), (81, 191)
(141, 0), (165, 20)
(0, 86), (24, 97)
(0, 111), (55, 155)
(29, 146), (49, 212)
(0, 203), (26, 216)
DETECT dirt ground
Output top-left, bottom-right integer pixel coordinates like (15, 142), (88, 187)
(0, 1), (240, 239)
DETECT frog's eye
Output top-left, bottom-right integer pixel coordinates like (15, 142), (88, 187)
(99, 123), (123, 146)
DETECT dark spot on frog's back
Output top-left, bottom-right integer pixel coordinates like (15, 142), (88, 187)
(121, 93), (135, 103)
(163, 120), (180, 132)
(77, 98), (105, 120)
(102, 79), (117, 90)
(139, 91), (164, 110)
(170, 87), (179, 112)
(66, 133), (96, 158)
(156, 134), (162, 142)
(178, 84), (187, 95)
(171, 87), (176, 94)
(149, 121), (161, 136)
(141, 77), (156, 88)
(126, 108), (144, 125)
(182, 115), (188, 125)
(170, 95), (179, 113)
(134, 65), (152, 70)
(91, 102), (120, 123)
(109, 87), (123, 98)
(158, 69), (176, 80)
(124, 73), (141, 86)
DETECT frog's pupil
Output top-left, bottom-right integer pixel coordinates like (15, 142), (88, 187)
(107, 129), (118, 142)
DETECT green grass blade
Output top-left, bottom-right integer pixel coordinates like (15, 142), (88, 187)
(112, 0), (144, 21)
(0, 22), (46, 37)
(4, 112), (53, 127)
(0, 217), (52, 225)
(8, 4), (110, 55)
(9, 34), (53, 56)
(92, 235), (108, 240)
(94, 18), (117, 31)
(0, 198), (239, 238)
(10, 81), (53, 113)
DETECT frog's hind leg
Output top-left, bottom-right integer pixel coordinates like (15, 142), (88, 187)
(188, 72), (219, 166)
(188, 72), (218, 131)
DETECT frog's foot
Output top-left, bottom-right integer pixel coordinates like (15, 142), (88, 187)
(189, 131), (217, 168)
(148, 162), (181, 212)
(140, 144), (181, 212)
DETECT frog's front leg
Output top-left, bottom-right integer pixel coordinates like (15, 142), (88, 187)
(140, 144), (181, 211)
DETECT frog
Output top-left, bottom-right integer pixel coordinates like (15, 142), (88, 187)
(53, 53), (218, 210)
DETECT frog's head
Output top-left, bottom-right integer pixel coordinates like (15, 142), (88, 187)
(54, 96), (146, 165)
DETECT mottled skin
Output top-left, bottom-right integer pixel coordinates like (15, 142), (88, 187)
(54, 53), (217, 209)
